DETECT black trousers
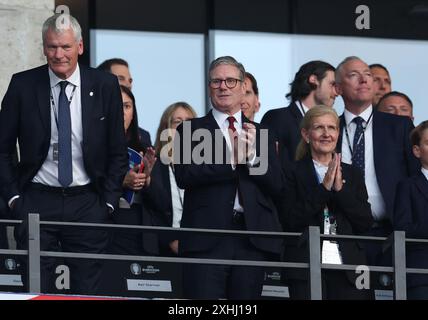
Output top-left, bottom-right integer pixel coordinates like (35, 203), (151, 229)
(288, 270), (373, 300)
(181, 214), (270, 300)
(13, 183), (109, 295)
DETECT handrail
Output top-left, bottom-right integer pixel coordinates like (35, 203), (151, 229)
(0, 215), (425, 299)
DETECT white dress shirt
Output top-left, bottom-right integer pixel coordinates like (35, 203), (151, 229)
(312, 159), (343, 264)
(212, 108), (244, 212)
(33, 64), (90, 187)
(341, 106), (386, 221)
(296, 100), (310, 116)
(421, 167), (428, 181)
(169, 165), (185, 228)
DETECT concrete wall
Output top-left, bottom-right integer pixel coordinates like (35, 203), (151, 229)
(0, 0), (54, 102)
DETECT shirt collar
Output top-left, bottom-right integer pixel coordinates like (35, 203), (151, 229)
(422, 167), (428, 181)
(49, 63), (80, 89)
(344, 105), (373, 127)
(212, 108), (242, 128)
(297, 100), (310, 115)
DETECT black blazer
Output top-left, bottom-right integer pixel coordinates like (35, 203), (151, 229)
(138, 127), (153, 151)
(174, 110), (284, 256)
(0, 64), (128, 209)
(279, 156), (374, 281)
(143, 160), (181, 246)
(261, 102), (303, 171)
(394, 171), (428, 288)
(337, 110), (419, 221)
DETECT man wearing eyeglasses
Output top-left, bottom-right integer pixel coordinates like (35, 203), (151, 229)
(173, 56), (283, 299)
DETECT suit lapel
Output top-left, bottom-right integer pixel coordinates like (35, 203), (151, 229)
(337, 114), (346, 153)
(372, 111), (387, 177)
(297, 156), (319, 191)
(80, 67), (93, 145)
(415, 171), (428, 202)
(36, 65), (51, 133)
(290, 101), (303, 122)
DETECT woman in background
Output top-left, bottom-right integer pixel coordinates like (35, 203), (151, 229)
(109, 85), (157, 255)
(145, 102), (197, 256)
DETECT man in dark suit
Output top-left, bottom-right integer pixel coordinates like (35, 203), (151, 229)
(261, 60), (337, 170)
(335, 56), (419, 290)
(97, 58), (152, 150)
(173, 56), (284, 299)
(0, 13), (128, 294)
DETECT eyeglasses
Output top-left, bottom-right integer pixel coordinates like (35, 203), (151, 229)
(209, 78), (242, 89)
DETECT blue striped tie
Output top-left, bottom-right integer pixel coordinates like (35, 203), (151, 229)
(58, 81), (73, 187)
(352, 116), (365, 178)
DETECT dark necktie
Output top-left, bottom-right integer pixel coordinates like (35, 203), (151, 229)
(227, 116), (244, 206)
(352, 116), (365, 178)
(227, 116), (238, 164)
(58, 81), (73, 187)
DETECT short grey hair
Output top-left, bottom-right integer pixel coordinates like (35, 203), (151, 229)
(208, 56), (246, 81)
(42, 13), (82, 44)
(335, 56), (363, 84)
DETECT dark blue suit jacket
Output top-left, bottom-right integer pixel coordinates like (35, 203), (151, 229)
(0, 64), (128, 209)
(394, 171), (428, 288)
(280, 156), (373, 282)
(261, 102), (303, 171)
(174, 110), (284, 256)
(337, 110), (419, 221)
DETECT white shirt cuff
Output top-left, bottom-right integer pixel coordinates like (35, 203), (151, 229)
(8, 195), (20, 209)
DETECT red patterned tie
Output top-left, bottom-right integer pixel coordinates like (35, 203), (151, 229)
(227, 116), (238, 164)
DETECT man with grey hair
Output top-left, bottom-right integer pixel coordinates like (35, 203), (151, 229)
(174, 56), (283, 299)
(0, 13), (128, 294)
(335, 56), (418, 293)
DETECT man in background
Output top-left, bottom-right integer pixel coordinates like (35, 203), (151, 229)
(261, 60), (337, 169)
(369, 63), (391, 107)
(377, 91), (414, 122)
(241, 71), (260, 121)
(97, 58), (152, 149)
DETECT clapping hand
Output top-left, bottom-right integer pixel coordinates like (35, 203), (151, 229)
(322, 153), (343, 192)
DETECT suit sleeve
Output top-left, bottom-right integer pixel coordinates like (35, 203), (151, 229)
(394, 179), (428, 238)
(103, 78), (128, 208)
(246, 125), (284, 196)
(279, 169), (330, 231)
(403, 118), (420, 176)
(0, 75), (20, 202)
(173, 121), (236, 189)
(141, 162), (172, 227)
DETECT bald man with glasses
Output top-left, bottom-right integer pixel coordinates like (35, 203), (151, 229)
(173, 56), (284, 299)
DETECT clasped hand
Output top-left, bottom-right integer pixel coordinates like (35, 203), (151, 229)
(123, 147), (157, 190)
(322, 153), (343, 192)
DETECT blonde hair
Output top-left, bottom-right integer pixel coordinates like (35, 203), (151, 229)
(154, 102), (197, 156)
(295, 105), (340, 161)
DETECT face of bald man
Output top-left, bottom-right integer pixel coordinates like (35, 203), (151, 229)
(377, 95), (413, 121)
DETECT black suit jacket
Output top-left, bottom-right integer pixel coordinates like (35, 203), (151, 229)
(261, 102), (303, 171)
(174, 110), (284, 256)
(0, 64), (128, 209)
(138, 127), (153, 151)
(279, 156), (374, 281)
(394, 171), (428, 288)
(337, 110), (419, 221)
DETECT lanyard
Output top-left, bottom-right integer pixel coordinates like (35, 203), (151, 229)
(344, 111), (373, 157)
(50, 84), (77, 130)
